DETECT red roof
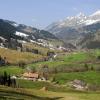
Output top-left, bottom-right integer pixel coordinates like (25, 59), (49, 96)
(23, 72), (39, 78)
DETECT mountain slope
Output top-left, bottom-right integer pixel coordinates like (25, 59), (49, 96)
(0, 19), (65, 51)
(77, 30), (100, 49)
(46, 10), (100, 49)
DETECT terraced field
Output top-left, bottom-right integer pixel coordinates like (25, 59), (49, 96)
(0, 66), (24, 75)
(53, 71), (100, 85)
(29, 50), (100, 70)
(0, 49), (100, 100)
(0, 48), (44, 64)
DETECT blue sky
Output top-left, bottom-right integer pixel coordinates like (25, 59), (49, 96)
(0, 0), (99, 29)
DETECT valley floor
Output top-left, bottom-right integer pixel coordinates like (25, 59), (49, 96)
(0, 49), (100, 100)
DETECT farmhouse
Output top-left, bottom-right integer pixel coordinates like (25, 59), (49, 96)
(69, 79), (87, 90)
(23, 72), (39, 81)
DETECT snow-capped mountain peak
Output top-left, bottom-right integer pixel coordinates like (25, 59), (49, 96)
(65, 12), (86, 20)
(46, 10), (100, 31)
(90, 10), (100, 17)
(46, 13), (87, 29)
(76, 12), (86, 18)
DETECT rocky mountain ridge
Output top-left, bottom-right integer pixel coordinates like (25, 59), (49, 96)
(46, 10), (100, 49)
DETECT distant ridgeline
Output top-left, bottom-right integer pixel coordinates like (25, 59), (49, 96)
(0, 19), (65, 52)
(46, 10), (100, 49)
(0, 19), (64, 66)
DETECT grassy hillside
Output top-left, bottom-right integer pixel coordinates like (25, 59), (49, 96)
(29, 50), (100, 70)
(0, 50), (100, 100)
(53, 71), (100, 85)
(22, 42), (51, 56)
(0, 48), (44, 64)
(30, 52), (96, 67)
(0, 66), (24, 76)
(0, 85), (100, 100)
(17, 80), (70, 92)
(0, 85), (57, 100)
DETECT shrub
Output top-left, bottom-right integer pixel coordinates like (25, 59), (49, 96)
(97, 56), (100, 60)
(84, 63), (89, 71)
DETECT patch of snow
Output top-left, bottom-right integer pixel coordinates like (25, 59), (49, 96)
(13, 23), (19, 27)
(17, 40), (27, 43)
(30, 40), (36, 43)
(90, 10), (100, 17)
(46, 10), (100, 31)
(0, 46), (7, 49)
(76, 12), (85, 18)
(50, 48), (55, 50)
(15, 31), (29, 37)
(38, 39), (44, 42)
(32, 35), (35, 39)
(53, 54), (57, 58)
(0, 36), (6, 41)
(58, 46), (66, 50)
(66, 16), (75, 21)
(84, 19), (100, 25)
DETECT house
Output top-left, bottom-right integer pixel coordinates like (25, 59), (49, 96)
(23, 72), (39, 81)
(47, 51), (55, 58)
(68, 79), (87, 90)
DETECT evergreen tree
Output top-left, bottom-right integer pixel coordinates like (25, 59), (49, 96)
(84, 63), (89, 71)
(3, 71), (7, 85)
(8, 74), (11, 86)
